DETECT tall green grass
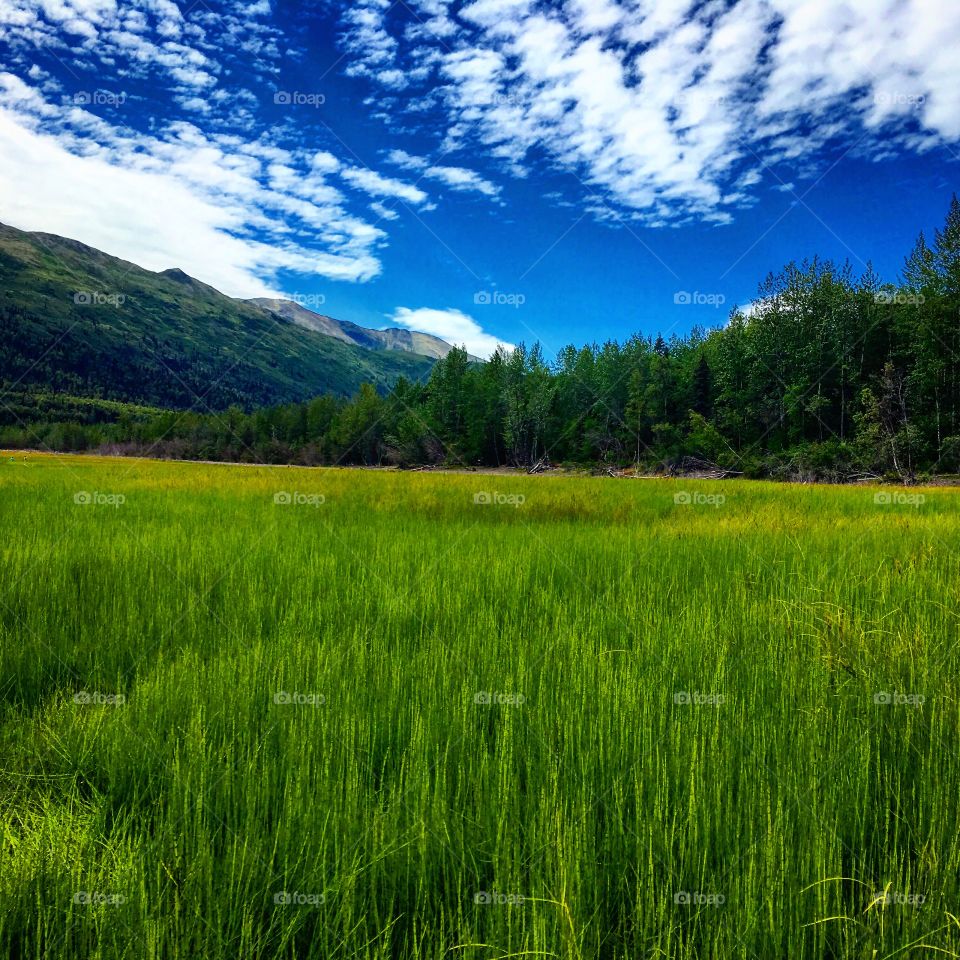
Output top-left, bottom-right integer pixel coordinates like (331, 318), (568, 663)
(1, 453), (958, 959)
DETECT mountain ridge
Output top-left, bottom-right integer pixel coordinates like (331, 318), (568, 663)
(247, 297), (474, 361)
(0, 221), (439, 410)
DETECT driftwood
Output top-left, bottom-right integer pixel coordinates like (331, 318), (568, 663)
(676, 456), (743, 479)
(589, 458), (744, 480)
(528, 457), (551, 475)
(597, 466), (660, 479)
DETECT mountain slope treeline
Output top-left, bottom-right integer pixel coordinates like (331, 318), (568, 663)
(4, 198), (960, 480)
(0, 223), (435, 408)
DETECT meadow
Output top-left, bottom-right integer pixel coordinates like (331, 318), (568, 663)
(1, 452), (958, 959)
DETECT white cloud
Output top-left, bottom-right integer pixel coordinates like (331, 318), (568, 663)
(341, 1), (405, 86)
(0, 0), (282, 110)
(425, 164), (499, 196)
(0, 78), (386, 294)
(339, 0), (960, 225)
(387, 149), (500, 197)
(340, 166), (429, 204)
(385, 148), (427, 170)
(369, 200), (399, 220)
(390, 306), (514, 359)
(311, 150), (340, 173)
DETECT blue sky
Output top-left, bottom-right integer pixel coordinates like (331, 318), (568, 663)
(1, 0), (958, 357)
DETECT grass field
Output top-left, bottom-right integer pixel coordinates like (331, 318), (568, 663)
(1, 452), (958, 959)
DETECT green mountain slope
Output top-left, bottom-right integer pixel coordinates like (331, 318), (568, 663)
(0, 223), (435, 410)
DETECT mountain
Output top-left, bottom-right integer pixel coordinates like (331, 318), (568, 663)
(0, 223), (437, 410)
(248, 297), (463, 360)
(246, 297), (355, 343)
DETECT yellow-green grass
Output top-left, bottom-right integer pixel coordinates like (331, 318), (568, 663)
(1, 452), (958, 959)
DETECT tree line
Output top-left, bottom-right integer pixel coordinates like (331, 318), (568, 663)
(4, 197), (960, 481)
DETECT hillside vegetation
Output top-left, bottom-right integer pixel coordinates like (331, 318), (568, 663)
(0, 223), (434, 409)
